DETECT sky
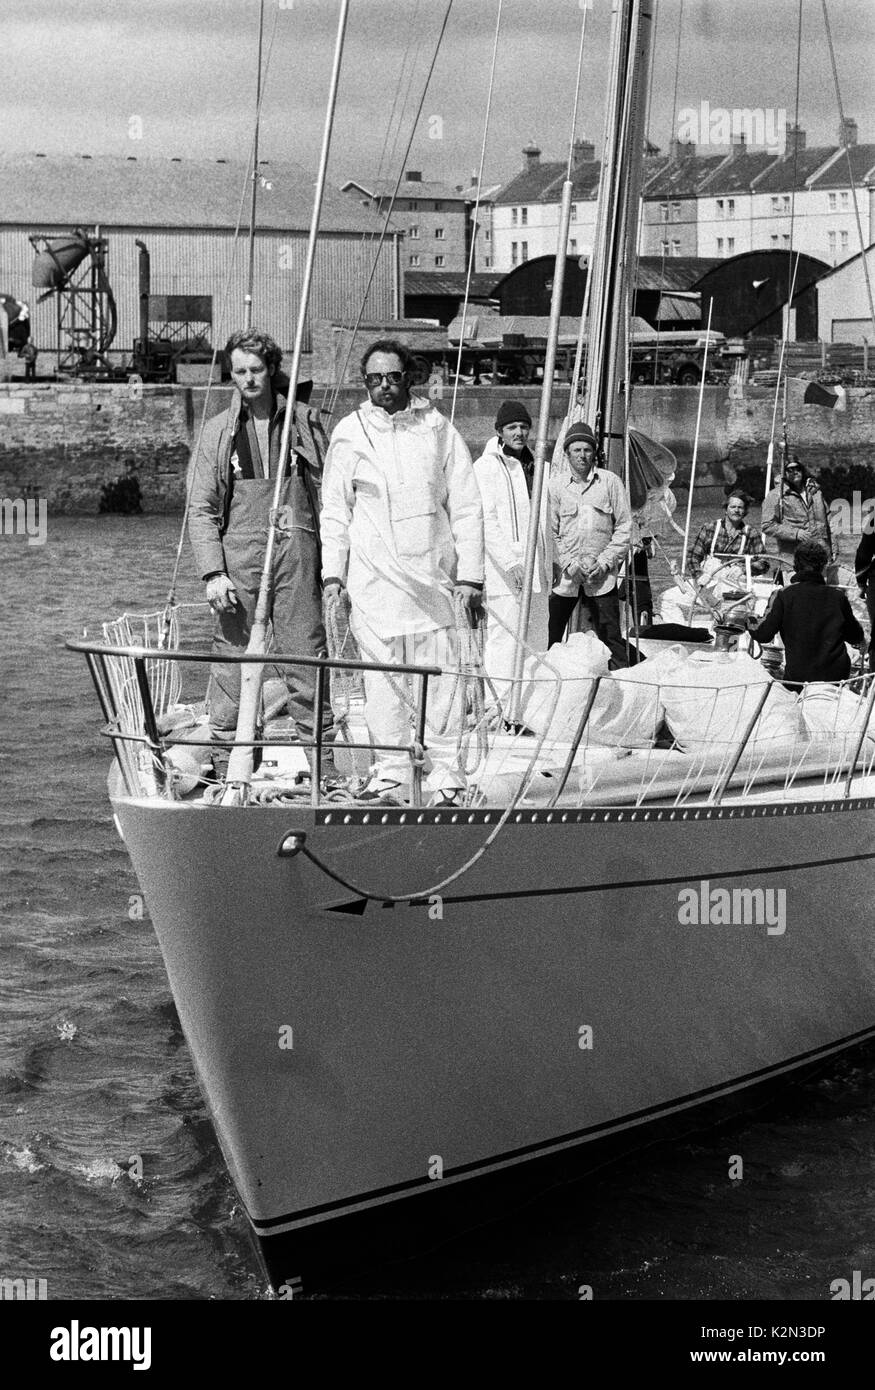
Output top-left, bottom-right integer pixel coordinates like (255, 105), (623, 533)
(4, 0), (874, 189)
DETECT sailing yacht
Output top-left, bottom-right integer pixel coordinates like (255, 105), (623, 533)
(70, 0), (875, 1289)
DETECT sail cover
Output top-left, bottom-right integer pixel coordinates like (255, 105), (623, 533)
(627, 428), (678, 530)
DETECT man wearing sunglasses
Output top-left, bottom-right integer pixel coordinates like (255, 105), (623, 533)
(762, 455), (836, 581)
(321, 338), (484, 805)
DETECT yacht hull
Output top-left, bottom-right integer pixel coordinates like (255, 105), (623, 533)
(113, 787), (875, 1285)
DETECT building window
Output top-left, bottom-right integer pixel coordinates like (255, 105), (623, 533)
(840, 191), (849, 210)
(771, 233), (779, 247)
(659, 202), (669, 221)
(511, 241), (518, 266)
(828, 230), (836, 257)
(569, 238), (578, 254)
(485, 229), (490, 241)
(672, 201), (681, 220)
(434, 227), (444, 239)
(660, 239), (670, 255)
(782, 195), (790, 213)
(434, 254), (445, 267)
(409, 254), (420, 267)
(782, 234), (790, 247)
(434, 201), (442, 212)
(409, 225), (419, 239)
(511, 208), (518, 226)
(727, 198), (735, 217)
(771, 196), (779, 214)
(521, 241), (529, 262)
(716, 199), (724, 218)
(828, 193), (837, 212)
(726, 236), (735, 252)
(716, 237), (724, 253)
(520, 207), (528, 226)
(484, 256), (491, 267)
(671, 239), (681, 256)
(840, 230), (849, 253)
(571, 204), (578, 220)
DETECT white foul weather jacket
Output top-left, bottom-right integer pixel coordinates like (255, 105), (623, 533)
(321, 396), (484, 635)
(472, 436), (542, 600)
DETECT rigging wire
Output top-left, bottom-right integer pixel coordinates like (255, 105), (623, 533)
(566, 1), (597, 405)
(448, 0), (503, 427)
(820, 0), (875, 335)
(324, 0), (456, 421)
(245, 0), (266, 328)
(161, 9), (281, 617)
(763, 0), (803, 498)
(321, 0), (425, 408)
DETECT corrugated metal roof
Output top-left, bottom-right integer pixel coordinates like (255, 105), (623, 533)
(0, 154), (387, 233)
(656, 292), (700, 321)
(698, 149), (778, 194)
(751, 146), (837, 192)
(808, 143), (875, 188)
(405, 270), (502, 298)
(637, 256), (721, 290)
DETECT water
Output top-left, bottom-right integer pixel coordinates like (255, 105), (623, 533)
(1, 514), (873, 1301)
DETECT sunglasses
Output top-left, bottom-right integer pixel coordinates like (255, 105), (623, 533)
(364, 370), (406, 387)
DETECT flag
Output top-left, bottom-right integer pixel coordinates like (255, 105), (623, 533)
(803, 381), (847, 411)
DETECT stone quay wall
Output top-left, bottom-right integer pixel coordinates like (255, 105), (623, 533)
(1, 380), (873, 514)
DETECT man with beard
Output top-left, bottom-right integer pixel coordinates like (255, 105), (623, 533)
(321, 338), (484, 805)
(762, 455), (835, 581)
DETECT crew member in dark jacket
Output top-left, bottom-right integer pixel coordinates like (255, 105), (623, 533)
(749, 539), (864, 687)
(188, 327), (334, 776)
(854, 525), (875, 672)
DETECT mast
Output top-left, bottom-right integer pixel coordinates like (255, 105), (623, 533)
(509, 0), (654, 715)
(244, 0), (266, 330)
(582, 0), (655, 475)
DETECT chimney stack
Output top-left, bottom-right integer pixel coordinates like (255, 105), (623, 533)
(784, 122), (806, 156)
(523, 142), (541, 171)
(840, 117), (858, 147)
(730, 131), (746, 155)
(572, 138), (595, 164)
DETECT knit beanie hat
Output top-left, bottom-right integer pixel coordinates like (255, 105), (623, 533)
(495, 400), (532, 431)
(563, 421), (597, 450)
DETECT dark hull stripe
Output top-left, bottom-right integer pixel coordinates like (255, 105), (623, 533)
(251, 1023), (875, 1234)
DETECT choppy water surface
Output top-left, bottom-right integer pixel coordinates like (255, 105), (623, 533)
(1, 513), (873, 1301)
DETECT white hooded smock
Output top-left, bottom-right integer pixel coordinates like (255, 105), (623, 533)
(321, 395), (484, 636)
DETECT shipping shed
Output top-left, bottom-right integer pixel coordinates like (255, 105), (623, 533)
(404, 270), (503, 325)
(493, 254), (718, 326)
(694, 248), (828, 339)
(0, 154), (398, 368)
(813, 243), (875, 342)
